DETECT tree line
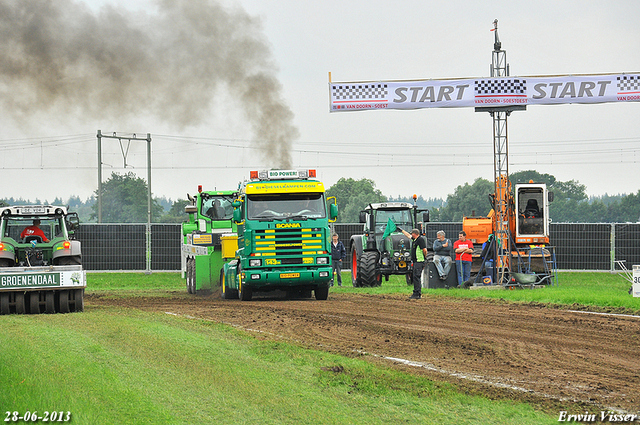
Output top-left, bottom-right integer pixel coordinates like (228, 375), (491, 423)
(2, 170), (638, 224)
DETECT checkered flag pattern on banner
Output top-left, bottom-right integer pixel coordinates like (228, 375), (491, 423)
(616, 75), (640, 92)
(475, 79), (526, 95)
(332, 84), (388, 100)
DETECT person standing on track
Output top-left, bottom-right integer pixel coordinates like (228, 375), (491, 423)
(399, 227), (427, 299)
(330, 233), (346, 287)
(454, 231), (473, 287)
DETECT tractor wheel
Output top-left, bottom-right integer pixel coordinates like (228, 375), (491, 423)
(29, 291), (41, 314)
(58, 290), (70, 313)
(0, 293), (9, 314)
(358, 251), (380, 287)
(350, 247), (362, 287)
(57, 256), (82, 266)
(45, 291), (55, 313)
(71, 289), (84, 312)
(186, 258), (196, 294)
(315, 286), (329, 300)
(14, 292), (25, 314)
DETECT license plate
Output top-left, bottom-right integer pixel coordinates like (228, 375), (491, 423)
(280, 273), (300, 278)
(21, 207), (46, 214)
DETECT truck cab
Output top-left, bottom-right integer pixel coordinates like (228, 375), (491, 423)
(181, 187), (238, 293)
(222, 169), (338, 301)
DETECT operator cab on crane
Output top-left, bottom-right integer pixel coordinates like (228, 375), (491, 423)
(515, 182), (553, 244)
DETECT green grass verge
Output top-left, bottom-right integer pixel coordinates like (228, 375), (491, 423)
(3, 270), (630, 424)
(0, 307), (556, 424)
(329, 271), (640, 314)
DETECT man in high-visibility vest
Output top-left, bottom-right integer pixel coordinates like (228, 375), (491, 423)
(399, 227), (427, 299)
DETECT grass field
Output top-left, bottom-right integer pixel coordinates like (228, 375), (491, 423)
(1, 271), (637, 424)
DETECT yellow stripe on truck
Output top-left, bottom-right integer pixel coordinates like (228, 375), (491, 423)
(244, 181), (325, 194)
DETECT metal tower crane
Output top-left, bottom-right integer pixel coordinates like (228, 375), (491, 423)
(474, 20), (527, 285)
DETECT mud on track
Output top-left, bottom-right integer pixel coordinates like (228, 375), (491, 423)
(87, 291), (640, 415)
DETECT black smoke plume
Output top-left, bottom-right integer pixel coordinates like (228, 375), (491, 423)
(0, 0), (296, 167)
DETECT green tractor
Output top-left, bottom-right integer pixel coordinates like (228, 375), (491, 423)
(349, 199), (429, 287)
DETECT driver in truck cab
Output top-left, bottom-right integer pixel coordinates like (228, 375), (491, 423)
(20, 219), (49, 243)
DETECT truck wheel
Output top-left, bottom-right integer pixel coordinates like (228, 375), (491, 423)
(239, 278), (252, 301)
(0, 293), (9, 314)
(186, 258), (196, 294)
(58, 290), (70, 313)
(315, 286), (329, 300)
(220, 269), (232, 299)
(358, 251), (380, 287)
(45, 291), (55, 314)
(351, 246), (361, 287)
(29, 291), (41, 314)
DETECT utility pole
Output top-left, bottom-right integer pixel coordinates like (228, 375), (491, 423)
(96, 131), (153, 274)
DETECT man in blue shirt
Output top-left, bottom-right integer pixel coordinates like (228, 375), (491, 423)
(330, 233), (346, 286)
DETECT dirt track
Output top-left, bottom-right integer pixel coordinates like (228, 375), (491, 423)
(88, 291), (640, 415)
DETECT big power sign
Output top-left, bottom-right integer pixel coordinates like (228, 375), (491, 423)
(329, 73), (640, 112)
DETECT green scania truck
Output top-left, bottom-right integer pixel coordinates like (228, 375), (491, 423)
(221, 169), (338, 301)
(181, 186), (238, 293)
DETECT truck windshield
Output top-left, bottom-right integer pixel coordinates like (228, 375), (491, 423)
(201, 195), (235, 220)
(247, 193), (326, 220)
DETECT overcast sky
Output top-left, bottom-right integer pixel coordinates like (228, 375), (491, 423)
(1, 0), (638, 206)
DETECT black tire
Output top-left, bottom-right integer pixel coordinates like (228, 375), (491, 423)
(315, 286), (329, 300)
(0, 293), (9, 314)
(186, 258), (196, 294)
(45, 291), (55, 314)
(57, 256), (82, 266)
(71, 289), (84, 312)
(350, 247), (360, 287)
(29, 291), (41, 314)
(58, 290), (70, 313)
(358, 251), (380, 287)
(221, 268), (238, 299)
(220, 268), (230, 299)
(14, 292), (25, 314)
(239, 277), (252, 301)
(0, 259), (12, 267)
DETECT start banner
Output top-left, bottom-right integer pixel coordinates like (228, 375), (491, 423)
(329, 73), (640, 112)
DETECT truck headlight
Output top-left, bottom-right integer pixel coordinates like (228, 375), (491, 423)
(393, 252), (400, 257)
(251, 274), (260, 280)
(319, 271), (329, 277)
(249, 259), (262, 267)
(404, 252), (410, 258)
(317, 257), (328, 265)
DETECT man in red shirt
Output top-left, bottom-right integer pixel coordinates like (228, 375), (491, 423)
(454, 231), (473, 287)
(20, 219), (49, 242)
